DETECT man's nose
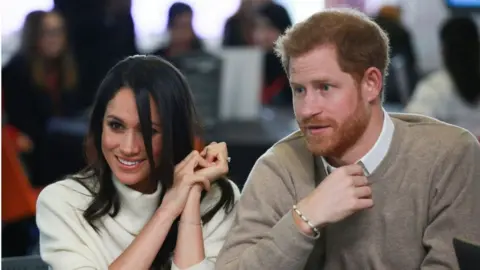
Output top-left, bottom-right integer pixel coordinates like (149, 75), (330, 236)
(295, 91), (325, 119)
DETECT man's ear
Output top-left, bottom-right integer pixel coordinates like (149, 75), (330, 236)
(361, 67), (383, 102)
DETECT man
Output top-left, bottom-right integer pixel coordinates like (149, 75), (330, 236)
(216, 8), (480, 270)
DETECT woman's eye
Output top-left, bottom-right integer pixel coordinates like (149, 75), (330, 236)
(108, 121), (123, 130)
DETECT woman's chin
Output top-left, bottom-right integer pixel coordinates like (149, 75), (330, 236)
(113, 170), (146, 187)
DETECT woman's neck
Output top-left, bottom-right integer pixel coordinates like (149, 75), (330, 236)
(39, 56), (61, 71)
(128, 179), (158, 194)
(168, 43), (192, 57)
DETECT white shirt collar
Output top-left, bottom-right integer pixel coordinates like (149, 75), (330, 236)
(322, 109), (395, 176)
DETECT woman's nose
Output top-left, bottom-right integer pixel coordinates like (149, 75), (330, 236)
(119, 131), (141, 156)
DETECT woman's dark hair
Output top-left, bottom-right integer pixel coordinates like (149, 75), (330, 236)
(20, 10), (46, 55)
(20, 10), (78, 90)
(167, 2), (192, 28)
(74, 55), (235, 268)
(440, 16), (480, 105)
(256, 2), (292, 34)
(166, 2), (203, 50)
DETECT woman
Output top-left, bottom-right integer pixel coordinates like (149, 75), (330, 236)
(405, 17), (480, 136)
(153, 2), (203, 60)
(222, 0), (272, 47)
(2, 10), (82, 186)
(253, 2), (293, 106)
(36, 55), (240, 269)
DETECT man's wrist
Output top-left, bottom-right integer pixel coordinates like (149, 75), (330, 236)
(292, 209), (315, 236)
(292, 205), (321, 237)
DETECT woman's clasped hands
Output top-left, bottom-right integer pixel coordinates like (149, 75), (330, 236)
(161, 142), (230, 217)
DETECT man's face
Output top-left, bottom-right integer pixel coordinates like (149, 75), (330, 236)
(290, 45), (372, 158)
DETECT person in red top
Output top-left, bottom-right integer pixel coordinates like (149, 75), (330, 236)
(3, 124), (34, 153)
(253, 2), (292, 106)
(2, 10), (83, 186)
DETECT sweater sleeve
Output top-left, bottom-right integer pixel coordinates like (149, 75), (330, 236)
(36, 183), (101, 270)
(171, 180), (241, 270)
(216, 151), (318, 270)
(421, 131), (480, 269)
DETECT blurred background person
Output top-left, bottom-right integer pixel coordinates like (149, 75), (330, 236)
(153, 2), (204, 60)
(2, 10), (83, 187)
(54, 0), (138, 105)
(2, 9), (82, 258)
(253, 2), (292, 106)
(374, 5), (418, 105)
(222, 0), (272, 47)
(405, 17), (480, 136)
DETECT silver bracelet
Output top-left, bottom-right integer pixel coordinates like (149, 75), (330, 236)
(293, 205), (320, 237)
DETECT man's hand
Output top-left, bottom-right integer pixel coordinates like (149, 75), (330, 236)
(295, 164), (373, 231)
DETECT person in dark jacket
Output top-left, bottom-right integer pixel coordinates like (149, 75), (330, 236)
(253, 2), (293, 106)
(222, 0), (272, 47)
(153, 2), (203, 60)
(374, 6), (419, 104)
(2, 10), (82, 186)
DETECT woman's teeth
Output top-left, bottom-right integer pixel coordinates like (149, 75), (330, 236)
(118, 158), (140, 166)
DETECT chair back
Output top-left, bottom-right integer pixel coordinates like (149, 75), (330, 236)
(2, 255), (48, 270)
(170, 51), (223, 128)
(454, 238), (480, 270)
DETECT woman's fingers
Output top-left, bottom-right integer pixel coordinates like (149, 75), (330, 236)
(175, 150), (197, 174)
(176, 150), (210, 175)
(182, 174), (210, 192)
(195, 161), (229, 183)
(202, 142), (228, 163)
(200, 141), (217, 157)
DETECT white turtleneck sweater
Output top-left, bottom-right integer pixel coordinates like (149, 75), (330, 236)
(36, 176), (240, 270)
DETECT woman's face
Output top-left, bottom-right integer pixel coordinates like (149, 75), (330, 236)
(39, 13), (66, 59)
(170, 12), (195, 46)
(241, 0), (272, 10)
(253, 16), (281, 50)
(101, 87), (163, 193)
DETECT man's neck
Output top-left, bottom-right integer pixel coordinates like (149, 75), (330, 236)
(327, 106), (385, 167)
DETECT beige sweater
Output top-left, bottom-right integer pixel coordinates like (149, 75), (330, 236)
(216, 114), (480, 270)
